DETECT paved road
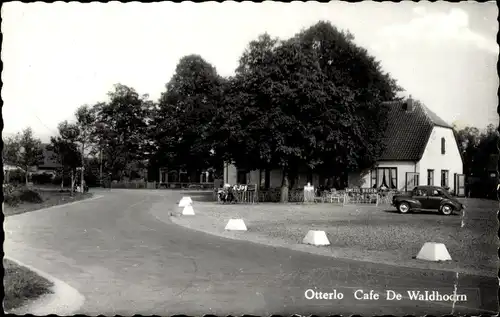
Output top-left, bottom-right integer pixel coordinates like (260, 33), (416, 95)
(4, 190), (498, 315)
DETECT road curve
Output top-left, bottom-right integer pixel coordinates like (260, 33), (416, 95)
(4, 189), (498, 316)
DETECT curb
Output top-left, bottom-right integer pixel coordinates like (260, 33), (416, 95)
(4, 256), (85, 315)
(6, 194), (104, 216)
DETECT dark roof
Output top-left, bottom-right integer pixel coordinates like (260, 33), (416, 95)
(38, 143), (63, 169)
(378, 100), (453, 161)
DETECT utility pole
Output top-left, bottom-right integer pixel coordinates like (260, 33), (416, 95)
(99, 146), (103, 187)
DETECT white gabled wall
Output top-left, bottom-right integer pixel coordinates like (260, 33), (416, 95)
(417, 126), (463, 191)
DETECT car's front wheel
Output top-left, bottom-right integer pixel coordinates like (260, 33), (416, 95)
(398, 202), (410, 214)
(440, 204), (454, 215)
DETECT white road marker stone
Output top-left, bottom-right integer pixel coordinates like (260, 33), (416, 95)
(224, 219), (247, 231)
(416, 242), (452, 261)
(178, 197), (192, 207)
(302, 230), (330, 246)
(182, 205), (195, 215)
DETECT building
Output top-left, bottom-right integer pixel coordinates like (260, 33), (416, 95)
(33, 143), (63, 176)
(223, 97), (464, 195)
(347, 98), (464, 194)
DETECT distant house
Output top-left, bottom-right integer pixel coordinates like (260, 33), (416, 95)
(347, 98), (464, 194)
(33, 143), (63, 175)
(223, 97), (464, 195)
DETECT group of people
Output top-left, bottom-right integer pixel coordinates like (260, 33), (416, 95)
(217, 184), (237, 203)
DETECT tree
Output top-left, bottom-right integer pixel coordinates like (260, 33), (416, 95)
(3, 128), (44, 185)
(217, 22), (401, 202)
(153, 55), (225, 179)
(75, 105), (97, 192)
(3, 135), (23, 183)
(48, 121), (82, 191)
(453, 125), (481, 176)
(454, 124), (498, 177)
(92, 84), (152, 181)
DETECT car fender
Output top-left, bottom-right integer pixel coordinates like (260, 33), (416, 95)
(440, 199), (462, 210)
(395, 198), (422, 209)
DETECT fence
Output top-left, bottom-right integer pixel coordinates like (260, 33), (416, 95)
(109, 181), (215, 190)
(215, 186), (400, 205)
(159, 182), (215, 190)
(258, 188), (305, 203)
(109, 181), (155, 189)
(215, 184), (258, 204)
(341, 188), (409, 206)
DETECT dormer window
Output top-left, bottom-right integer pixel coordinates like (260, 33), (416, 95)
(441, 137), (446, 154)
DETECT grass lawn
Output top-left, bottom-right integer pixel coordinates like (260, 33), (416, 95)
(171, 196), (498, 277)
(3, 258), (54, 311)
(3, 188), (94, 217)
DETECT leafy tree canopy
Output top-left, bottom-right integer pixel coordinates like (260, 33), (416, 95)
(217, 22), (402, 181)
(154, 54), (225, 173)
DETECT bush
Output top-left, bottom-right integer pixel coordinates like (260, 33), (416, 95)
(4, 187), (43, 206)
(32, 173), (54, 185)
(19, 188), (43, 203)
(4, 192), (21, 207)
(6, 169), (26, 185)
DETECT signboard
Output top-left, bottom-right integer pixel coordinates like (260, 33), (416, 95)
(346, 188), (378, 194)
(304, 183), (315, 203)
(231, 184), (257, 192)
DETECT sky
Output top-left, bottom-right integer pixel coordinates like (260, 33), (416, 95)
(2, 1), (498, 143)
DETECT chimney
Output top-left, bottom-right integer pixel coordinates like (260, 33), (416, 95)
(406, 95), (415, 112)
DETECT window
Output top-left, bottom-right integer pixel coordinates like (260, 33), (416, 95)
(413, 188), (427, 196)
(370, 167), (397, 189)
(427, 169), (434, 186)
(405, 172), (420, 191)
(432, 188), (444, 197)
(259, 169), (266, 188)
(441, 170), (449, 187)
(441, 137), (446, 155)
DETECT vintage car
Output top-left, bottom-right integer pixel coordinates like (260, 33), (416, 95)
(392, 185), (464, 215)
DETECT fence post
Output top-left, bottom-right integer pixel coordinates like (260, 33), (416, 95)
(376, 193), (379, 206)
(343, 192), (346, 206)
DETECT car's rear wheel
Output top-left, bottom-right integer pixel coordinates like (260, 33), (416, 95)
(398, 202), (410, 214)
(440, 204), (454, 215)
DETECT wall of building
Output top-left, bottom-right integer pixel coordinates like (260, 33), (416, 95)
(348, 161), (417, 191)
(223, 163), (237, 185)
(222, 163), (321, 189)
(417, 126), (463, 191)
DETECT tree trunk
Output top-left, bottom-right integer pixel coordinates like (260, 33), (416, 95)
(60, 170), (64, 190)
(70, 170), (75, 195)
(280, 168), (289, 203)
(25, 166), (29, 186)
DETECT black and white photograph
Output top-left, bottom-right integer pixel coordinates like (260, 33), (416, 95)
(2, 1), (498, 316)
